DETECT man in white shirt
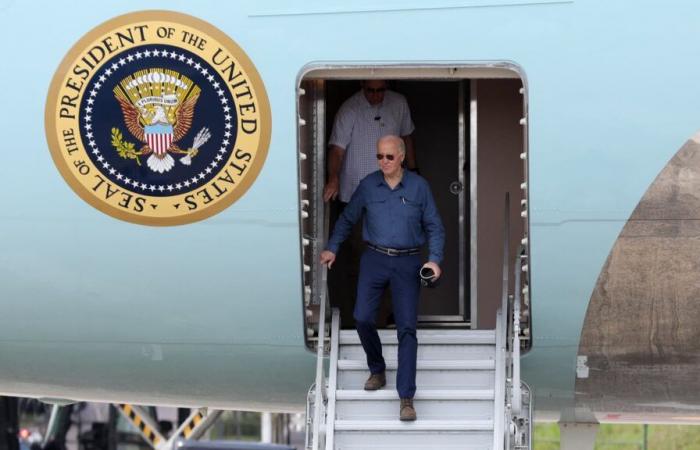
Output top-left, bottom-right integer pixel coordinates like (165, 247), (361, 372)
(324, 80), (417, 203)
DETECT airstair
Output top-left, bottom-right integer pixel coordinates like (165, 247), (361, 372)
(305, 195), (532, 450)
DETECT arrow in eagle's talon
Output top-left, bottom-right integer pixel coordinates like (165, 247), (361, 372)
(180, 128), (210, 166)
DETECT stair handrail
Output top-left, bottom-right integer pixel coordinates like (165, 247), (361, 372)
(310, 289), (327, 450)
(324, 308), (340, 450)
(511, 245), (524, 416)
(311, 202), (332, 450)
(493, 193), (510, 450)
(304, 383), (316, 450)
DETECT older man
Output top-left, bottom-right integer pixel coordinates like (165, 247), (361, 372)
(320, 135), (445, 421)
(323, 80), (417, 328)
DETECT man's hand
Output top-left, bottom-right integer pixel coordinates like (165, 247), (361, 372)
(320, 250), (337, 269)
(323, 177), (339, 202)
(422, 261), (442, 280)
(324, 146), (345, 202)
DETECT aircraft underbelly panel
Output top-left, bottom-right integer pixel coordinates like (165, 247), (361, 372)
(0, 340), (314, 411)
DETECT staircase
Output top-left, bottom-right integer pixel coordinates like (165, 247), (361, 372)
(306, 308), (531, 450)
(333, 327), (497, 449)
(305, 195), (532, 449)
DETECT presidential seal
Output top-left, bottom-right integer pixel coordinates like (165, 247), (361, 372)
(45, 11), (271, 225)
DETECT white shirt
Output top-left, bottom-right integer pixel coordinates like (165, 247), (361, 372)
(329, 90), (415, 202)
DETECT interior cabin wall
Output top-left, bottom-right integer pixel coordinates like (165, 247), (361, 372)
(476, 79), (525, 329)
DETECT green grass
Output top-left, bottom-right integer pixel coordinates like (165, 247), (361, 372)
(534, 423), (700, 450)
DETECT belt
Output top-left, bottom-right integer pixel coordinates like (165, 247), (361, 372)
(367, 243), (420, 256)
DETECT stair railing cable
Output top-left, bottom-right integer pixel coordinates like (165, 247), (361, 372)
(493, 193), (510, 450)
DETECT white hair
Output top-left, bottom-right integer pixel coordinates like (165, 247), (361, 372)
(377, 135), (405, 154)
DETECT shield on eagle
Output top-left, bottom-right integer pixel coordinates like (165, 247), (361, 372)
(145, 123), (174, 156)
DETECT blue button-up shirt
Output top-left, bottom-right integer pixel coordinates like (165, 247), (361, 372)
(326, 170), (445, 264)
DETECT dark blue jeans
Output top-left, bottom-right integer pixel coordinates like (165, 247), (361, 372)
(353, 248), (422, 399)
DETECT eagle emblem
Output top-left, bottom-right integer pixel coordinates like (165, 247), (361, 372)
(111, 69), (210, 173)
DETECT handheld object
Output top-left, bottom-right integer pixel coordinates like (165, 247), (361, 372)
(420, 266), (439, 288)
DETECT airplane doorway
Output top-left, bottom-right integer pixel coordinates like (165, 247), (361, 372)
(324, 80), (465, 327)
(298, 66), (528, 335)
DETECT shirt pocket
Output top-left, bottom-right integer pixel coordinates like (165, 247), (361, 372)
(366, 195), (388, 217)
(381, 113), (401, 135)
(401, 196), (423, 221)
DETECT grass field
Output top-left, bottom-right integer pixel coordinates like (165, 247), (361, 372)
(535, 423), (700, 449)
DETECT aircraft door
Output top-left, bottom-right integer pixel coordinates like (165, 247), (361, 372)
(396, 81), (467, 324)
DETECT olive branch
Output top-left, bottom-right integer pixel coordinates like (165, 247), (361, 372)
(111, 128), (144, 166)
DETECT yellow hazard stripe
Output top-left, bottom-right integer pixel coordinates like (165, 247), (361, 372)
(183, 412), (205, 438)
(118, 404), (161, 445)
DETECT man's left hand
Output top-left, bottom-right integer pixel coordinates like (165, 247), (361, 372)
(422, 262), (442, 280)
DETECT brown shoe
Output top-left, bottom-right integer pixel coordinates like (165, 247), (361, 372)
(363, 372), (386, 391)
(400, 398), (417, 421)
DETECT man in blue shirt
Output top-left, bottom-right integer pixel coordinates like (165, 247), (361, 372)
(320, 135), (445, 421)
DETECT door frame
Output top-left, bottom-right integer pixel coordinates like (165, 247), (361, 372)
(296, 62), (528, 329)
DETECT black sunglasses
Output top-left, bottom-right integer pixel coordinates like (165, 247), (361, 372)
(376, 153), (396, 161)
(365, 87), (387, 94)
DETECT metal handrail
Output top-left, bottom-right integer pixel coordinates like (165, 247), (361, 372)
(304, 383), (315, 450)
(493, 309), (506, 450)
(524, 381), (533, 450)
(493, 193), (510, 450)
(500, 194), (511, 343)
(324, 309), (340, 450)
(311, 293), (327, 450)
(311, 203), (332, 450)
(495, 192), (531, 448)
(511, 245), (524, 416)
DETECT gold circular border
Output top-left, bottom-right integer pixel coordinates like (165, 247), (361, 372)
(45, 10), (272, 226)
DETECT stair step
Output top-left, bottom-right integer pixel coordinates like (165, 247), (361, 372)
(335, 389), (494, 400)
(339, 329), (495, 345)
(337, 359), (495, 371)
(334, 419), (493, 431)
(340, 343), (495, 361)
(335, 391), (494, 420)
(334, 431), (493, 449)
(327, 325), (502, 448)
(338, 368), (494, 390)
